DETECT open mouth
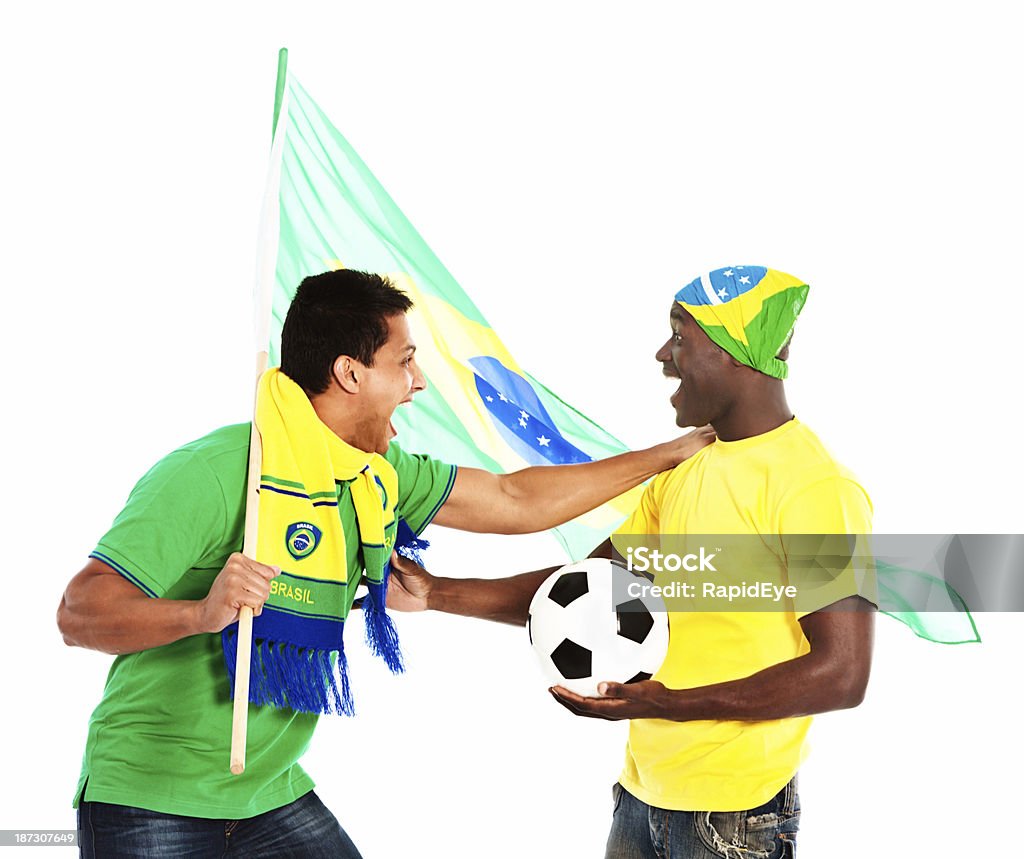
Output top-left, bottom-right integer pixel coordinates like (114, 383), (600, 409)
(662, 363), (684, 408)
(389, 399), (415, 438)
(663, 367), (683, 407)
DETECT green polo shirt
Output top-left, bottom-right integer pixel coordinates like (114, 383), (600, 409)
(75, 423), (456, 818)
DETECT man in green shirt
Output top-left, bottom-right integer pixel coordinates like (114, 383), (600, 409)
(57, 269), (713, 858)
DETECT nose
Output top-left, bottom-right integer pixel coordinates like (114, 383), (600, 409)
(655, 337), (673, 363)
(410, 358), (427, 394)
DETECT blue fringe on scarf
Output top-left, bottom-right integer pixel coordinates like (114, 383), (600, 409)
(222, 626), (355, 716)
(221, 517), (428, 716)
(395, 517), (430, 567)
(363, 576), (405, 675)
(360, 518), (428, 674)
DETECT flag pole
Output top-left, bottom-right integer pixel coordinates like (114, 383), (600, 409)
(230, 47), (289, 776)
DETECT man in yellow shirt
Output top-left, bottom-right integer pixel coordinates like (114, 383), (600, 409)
(390, 266), (874, 858)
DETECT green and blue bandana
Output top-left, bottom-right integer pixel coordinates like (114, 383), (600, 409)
(675, 266), (809, 379)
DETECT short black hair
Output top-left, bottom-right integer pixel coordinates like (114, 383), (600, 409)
(280, 269), (413, 395)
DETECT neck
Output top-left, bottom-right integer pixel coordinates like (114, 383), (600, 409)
(309, 393), (376, 453)
(711, 380), (793, 442)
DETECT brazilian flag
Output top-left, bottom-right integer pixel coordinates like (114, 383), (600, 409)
(254, 49), (639, 560)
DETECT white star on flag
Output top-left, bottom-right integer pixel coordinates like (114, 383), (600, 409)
(739, 275), (751, 284)
(717, 288), (728, 299)
(498, 393), (508, 402)
(537, 435), (550, 446)
(519, 410), (529, 420)
(723, 269), (734, 277)
(485, 395), (494, 402)
(518, 417), (528, 428)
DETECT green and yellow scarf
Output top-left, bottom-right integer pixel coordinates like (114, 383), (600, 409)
(222, 369), (407, 715)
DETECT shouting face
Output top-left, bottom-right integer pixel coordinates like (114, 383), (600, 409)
(655, 304), (734, 428)
(345, 313), (427, 454)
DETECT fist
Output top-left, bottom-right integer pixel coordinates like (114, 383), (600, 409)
(196, 553), (280, 633)
(386, 552), (434, 612)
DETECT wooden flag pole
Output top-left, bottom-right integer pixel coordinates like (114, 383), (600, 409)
(230, 47), (289, 776)
(229, 351), (268, 775)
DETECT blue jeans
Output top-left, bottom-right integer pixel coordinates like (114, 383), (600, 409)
(605, 778), (800, 859)
(77, 790), (362, 858)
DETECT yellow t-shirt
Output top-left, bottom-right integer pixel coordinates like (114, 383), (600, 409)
(611, 418), (872, 812)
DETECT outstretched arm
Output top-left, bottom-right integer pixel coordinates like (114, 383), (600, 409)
(430, 427), (713, 534)
(387, 539), (615, 625)
(550, 597), (875, 721)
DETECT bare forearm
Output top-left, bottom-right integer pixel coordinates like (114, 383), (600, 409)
(551, 597), (874, 722)
(659, 652), (868, 722)
(434, 429), (714, 534)
(59, 555), (277, 655)
(427, 568), (555, 625)
(500, 446), (670, 532)
(57, 591), (203, 655)
(419, 541), (614, 624)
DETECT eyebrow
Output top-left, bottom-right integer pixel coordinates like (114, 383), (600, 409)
(400, 344), (416, 354)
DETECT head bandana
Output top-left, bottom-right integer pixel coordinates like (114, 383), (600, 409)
(674, 266), (809, 380)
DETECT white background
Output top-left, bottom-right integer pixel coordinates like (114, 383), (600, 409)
(2, 2), (1021, 857)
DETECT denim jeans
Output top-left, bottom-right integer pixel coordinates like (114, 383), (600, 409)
(77, 790), (362, 858)
(605, 778), (800, 859)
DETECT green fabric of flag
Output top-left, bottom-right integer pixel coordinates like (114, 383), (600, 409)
(255, 61), (641, 560)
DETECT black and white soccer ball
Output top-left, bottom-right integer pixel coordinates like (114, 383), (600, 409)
(527, 557), (669, 697)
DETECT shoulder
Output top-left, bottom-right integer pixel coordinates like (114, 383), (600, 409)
(383, 441), (452, 478)
(173, 422), (251, 462)
(94, 424), (250, 590)
(773, 422), (872, 525)
(383, 441), (411, 468)
(161, 423), (250, 471)
(381, 442), (458, 534)
(778, 420), (868, 493)
(626, 449), (709, 519)
(650, 446), (712, 494)
(136, 423), (251, 497)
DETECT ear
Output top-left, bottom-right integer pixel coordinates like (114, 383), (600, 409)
(331, 355), (361, 394)
(717, 347), (746, 371)
(777, 332), (794, 363)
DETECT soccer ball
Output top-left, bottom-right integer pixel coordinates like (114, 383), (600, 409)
(527, 557), (669, 697)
